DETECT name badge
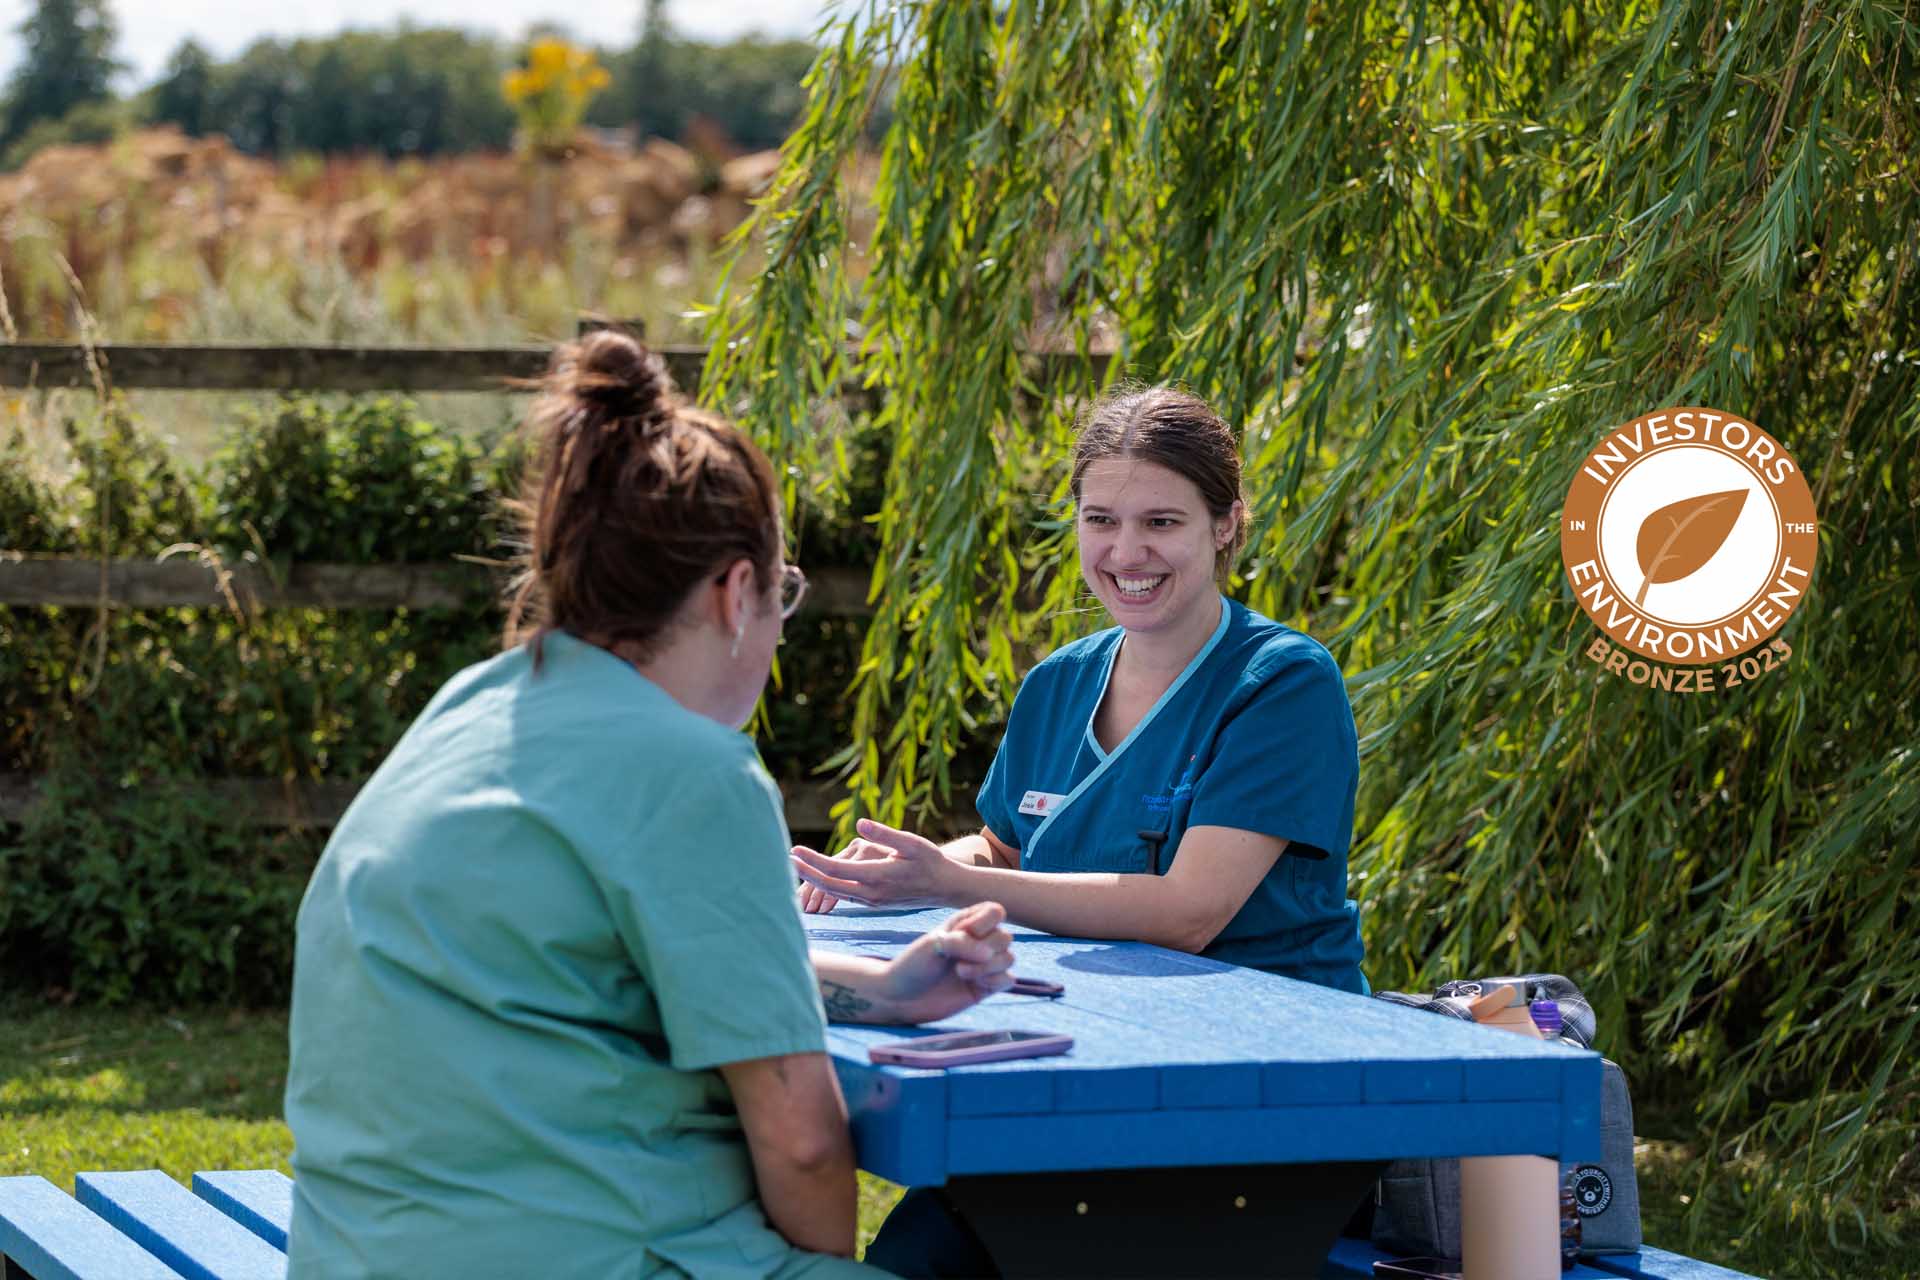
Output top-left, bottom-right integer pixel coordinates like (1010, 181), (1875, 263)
(1019, 790), (1068, 817)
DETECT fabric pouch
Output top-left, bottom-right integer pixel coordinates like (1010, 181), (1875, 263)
(1371, 1058), (1641, 1258)
(1569, 1058), (1642, 1254)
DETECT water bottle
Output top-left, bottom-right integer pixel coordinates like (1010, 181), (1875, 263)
(1559, 1181), (1583, 1269)
(1540, 1002), (1583, 1269)
(1530, 999), (1563, 1040)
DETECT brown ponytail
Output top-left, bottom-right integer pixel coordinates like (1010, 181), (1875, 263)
(504, 330), (781, 667)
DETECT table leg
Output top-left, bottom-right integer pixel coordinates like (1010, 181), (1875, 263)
(941, 1160), (1384, 1279)
(1459, 1154), (1559, 1279)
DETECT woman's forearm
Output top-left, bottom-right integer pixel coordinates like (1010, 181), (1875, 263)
(940, 832), (1012, 868)
(718, 1053), (859, 1257)
(812, 952), (902, 1023)
(940, 863), (1209, 952)
(747, 1126), (859, 1257)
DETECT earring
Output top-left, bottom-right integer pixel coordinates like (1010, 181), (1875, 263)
(729, 621), (746, 659)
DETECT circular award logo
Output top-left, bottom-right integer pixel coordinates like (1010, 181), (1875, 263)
(1561, 407), (1817, 666)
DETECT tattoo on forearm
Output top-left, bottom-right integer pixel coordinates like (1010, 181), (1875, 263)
(820, 979), (874, 1021)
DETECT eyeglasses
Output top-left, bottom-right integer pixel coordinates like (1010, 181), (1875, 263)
(714, 562), (809, 619)
(777, 563), (809, 619)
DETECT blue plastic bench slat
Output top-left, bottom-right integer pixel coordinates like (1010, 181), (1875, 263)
(190, 1173), (291, 1252)
(1586, 1245), (1761, 1279)
(74, 1172), (286, 1280)
(1320, 1236), (1756, 1280)
(0, 1176), (184, 1280)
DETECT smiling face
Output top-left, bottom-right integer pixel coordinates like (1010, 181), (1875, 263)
(1076, 457), (1238, 639)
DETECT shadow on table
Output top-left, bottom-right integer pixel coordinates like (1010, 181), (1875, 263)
(806, 929), (929, 946)
(809, 929), (1230, 980)
(1055, 945), (1225, 978)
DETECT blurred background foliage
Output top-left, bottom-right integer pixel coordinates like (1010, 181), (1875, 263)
(0, 2), (848, 359)
(0, 1), (821, 166)
(0, 395), (899, 1004)
(702, 0), (1919, 1267)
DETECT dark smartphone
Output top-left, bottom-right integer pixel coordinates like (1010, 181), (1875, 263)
(1372, 1259), (1462, 1280)
(1008, 976), (1064, 998)
(868, 1029), (1073, 1067)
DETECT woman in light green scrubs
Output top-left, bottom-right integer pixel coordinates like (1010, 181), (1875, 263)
(284, 332), (1014, 1280)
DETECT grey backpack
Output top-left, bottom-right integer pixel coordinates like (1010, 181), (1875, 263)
(1370, 975), (1642, 1258)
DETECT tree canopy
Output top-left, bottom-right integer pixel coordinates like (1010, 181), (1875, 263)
(146, 28), (519, 158)
(139, 24), (817, 158)
(2, 19), (817, 167)
(704, 0), (1919, 1263)
(591, 31), (818, 151)
(0, 0), (122, 151)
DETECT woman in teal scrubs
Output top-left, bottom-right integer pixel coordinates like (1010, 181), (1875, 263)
(798, 385), (1365, 1278)
(794, 384), (1364, 992)
(284, 331), (1013, 1280)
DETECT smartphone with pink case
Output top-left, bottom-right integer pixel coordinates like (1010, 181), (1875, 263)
(867, 1029), (1073, 1067)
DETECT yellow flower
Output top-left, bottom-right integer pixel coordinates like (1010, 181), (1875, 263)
(530, 39), (570, 77)
(500, 38), (614, 153)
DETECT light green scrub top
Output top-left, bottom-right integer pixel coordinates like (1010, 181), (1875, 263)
(285, 631), (881, 1280)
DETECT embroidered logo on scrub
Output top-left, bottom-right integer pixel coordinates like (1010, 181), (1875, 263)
(1143, 755), (1200, 812)
(1019, 790), (1068, 817)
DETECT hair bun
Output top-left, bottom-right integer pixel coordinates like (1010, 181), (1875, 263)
(555, 330), (675, 428)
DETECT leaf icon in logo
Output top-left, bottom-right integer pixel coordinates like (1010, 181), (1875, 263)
(1634, 488), (1749, 607)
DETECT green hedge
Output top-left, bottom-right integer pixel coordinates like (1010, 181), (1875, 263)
(0, 398), (947, 1004)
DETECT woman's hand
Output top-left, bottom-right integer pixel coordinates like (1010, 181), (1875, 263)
(811, 903), (1016, 1024)
(795, 836), (890, 914)
(791, 819), (962, 909)
(881, 902), (1016, 1023)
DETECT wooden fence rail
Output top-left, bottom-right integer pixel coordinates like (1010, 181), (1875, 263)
(0, 343), (698, 393)
(0, 342), (1108, 394)
(0, 554), (872, 615)
(0, 556), (869, 830)
(0, 773), (840, 832)
(0, 335), (924, 836)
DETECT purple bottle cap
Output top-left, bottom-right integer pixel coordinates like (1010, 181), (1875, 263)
(1530, 1000), (1562, 1036)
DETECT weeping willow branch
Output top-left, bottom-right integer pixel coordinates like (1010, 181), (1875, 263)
(704, 0), (1920, 1258)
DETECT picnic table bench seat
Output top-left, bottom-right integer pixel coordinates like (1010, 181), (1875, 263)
(0, 1170), (289, 1280)
(1, 1168), (1761, 1279)
(1320, 1235), (1762, 1279)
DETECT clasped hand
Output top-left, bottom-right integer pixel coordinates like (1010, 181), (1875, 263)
(875, 901), (1015, 1023)
(793, 819), (957, 913)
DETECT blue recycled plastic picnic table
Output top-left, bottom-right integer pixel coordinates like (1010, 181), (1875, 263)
(808, 906), (1606, 1279)
(0, 1168), (1755, 1280)
(0, 909), (1761, 1279)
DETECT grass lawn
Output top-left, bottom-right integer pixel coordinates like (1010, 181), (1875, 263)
(0, 1001), (909, 1252)
(1, 999), (1908, 1277)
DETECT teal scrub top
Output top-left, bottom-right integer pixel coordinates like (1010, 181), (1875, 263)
(285, 631), (851, 1280)
(976, 597), (1367, 993)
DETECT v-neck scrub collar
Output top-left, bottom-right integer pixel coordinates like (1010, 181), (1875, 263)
(1044, 597), (1233, 852)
